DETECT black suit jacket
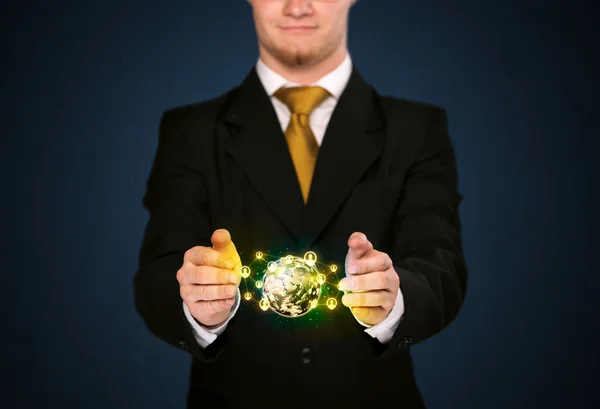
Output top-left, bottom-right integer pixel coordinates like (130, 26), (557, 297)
(133, 65), (467, 409)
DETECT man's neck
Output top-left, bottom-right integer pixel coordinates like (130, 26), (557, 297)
(259, 48), (348, 85)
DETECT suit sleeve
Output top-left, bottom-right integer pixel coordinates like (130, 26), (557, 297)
(133, 109), (232, 362)
(367, 106), (468, 360)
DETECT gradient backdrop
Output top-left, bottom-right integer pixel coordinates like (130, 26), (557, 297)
(2, 0), (598, 408)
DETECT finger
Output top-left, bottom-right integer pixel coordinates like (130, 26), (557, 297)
(211, 229), (243, 272)
(346, 251), (392, 275)
(346, 232), (373, 263)
(180, 265), (241, 285)
(350, 306), (385, 326)
(339, 270), (389, 292)
(341, 290), (388, 308)
(211, 229), (238, 256)
(182, 283), (238, 302)
(185, 246), (236, 270)
(190, 298), (236, 316)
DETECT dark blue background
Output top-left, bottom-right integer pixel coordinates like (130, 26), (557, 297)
(2, 0), (597, 408)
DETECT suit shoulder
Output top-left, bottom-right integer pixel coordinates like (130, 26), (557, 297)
(378, 94), (447, 119)
(159, 86), (240, 128)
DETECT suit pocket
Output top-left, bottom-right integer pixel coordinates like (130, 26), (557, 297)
(351, 175), (404, 198)
(339, 175), (404, 250)
(344, 175), (404, 217)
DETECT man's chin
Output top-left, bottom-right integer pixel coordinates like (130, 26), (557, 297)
(277, 51), (321, 67)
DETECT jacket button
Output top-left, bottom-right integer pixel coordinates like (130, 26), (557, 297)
(178, 339), (189, 351)
(301, 347), (312, 364)
(398, 336), (413, 348)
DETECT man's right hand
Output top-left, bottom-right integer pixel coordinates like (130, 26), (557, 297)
(177, 229), (242, 327)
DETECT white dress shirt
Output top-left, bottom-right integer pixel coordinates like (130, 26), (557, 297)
(182, 54), (405, 349)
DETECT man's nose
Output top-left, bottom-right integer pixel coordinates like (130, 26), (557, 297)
(283, 0), (314, 17)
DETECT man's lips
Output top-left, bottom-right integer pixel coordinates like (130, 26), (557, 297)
(280, 26), (317, 32)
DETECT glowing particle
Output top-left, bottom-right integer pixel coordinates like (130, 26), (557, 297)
(304, 251), (317, 266)
(326, 298), (337, 310)
(259, 298), (269, 311)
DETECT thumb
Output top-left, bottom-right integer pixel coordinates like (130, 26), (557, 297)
(345, 232), (369, 275)
(211, 229), (241, 268)
(346, 232), (368, 261)
(211, 229), (234, 251)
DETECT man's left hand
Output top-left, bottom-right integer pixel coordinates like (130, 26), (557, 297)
(338, 232), (400, 326)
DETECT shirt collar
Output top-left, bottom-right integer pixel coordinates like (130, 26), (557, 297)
(255, 53), (353, 100)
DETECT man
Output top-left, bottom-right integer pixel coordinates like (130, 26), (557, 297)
(133, 0), (467, 408)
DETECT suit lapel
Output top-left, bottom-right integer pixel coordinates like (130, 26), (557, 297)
(222, 66), (386, 247)
(223, 68), (305, 241)
(301, 68), (386, 248)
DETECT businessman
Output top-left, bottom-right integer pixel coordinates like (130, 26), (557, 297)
(134, 1), (467, 408)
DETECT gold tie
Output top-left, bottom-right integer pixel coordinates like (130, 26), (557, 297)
(274, 86), (330, 204)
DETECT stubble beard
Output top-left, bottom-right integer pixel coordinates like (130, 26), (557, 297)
(260, 33), (341, 68)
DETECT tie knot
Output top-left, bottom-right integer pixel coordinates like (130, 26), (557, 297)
(274, 86), (330, 115)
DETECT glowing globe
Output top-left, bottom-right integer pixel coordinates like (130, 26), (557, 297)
(261, 256), (321, 317)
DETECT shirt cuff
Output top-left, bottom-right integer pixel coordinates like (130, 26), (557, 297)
(182, 288), (241, 349)
(354, 287), (405, 344)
